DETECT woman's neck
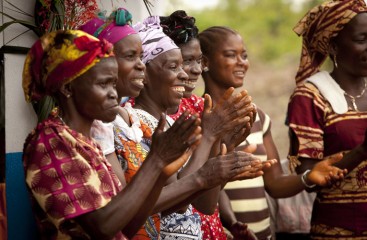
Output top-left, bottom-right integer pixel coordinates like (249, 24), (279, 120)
(204, 81), (228, 105)
(58, 104), (93, 137)
(331, 70), (367, 95)
(134, 94), (166, 120)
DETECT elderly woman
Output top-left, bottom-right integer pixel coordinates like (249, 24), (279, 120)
(288, 0), (367, 238)
(130, 16), (277, 239)
(80, 9), (266, 239)
(80, 8), (203, 238)
(22, 29), (202, 239)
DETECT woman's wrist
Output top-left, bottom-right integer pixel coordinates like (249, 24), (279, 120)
(301, 169), (316, 188)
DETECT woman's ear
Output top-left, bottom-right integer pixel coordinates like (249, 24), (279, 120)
(60, 83), (72, 98)
(202, 55), (209, 72)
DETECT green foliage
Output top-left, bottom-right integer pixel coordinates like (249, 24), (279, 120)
(184, 0), (324, 65)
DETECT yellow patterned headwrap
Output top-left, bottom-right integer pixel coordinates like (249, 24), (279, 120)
(22, 30), (114, 102)
(294, 0), (367, 84)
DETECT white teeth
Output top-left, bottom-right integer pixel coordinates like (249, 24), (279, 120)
(172, 86), (185, 93)
(234, 71), (245, 76)
(132, 79), (144, 84)
(183, 80), (196, 88)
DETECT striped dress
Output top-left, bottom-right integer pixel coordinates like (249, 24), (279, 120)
(224, 108), (273, 240)
(287, 75), (367, 239)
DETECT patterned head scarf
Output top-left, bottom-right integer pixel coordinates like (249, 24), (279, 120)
(294, 0), (367, 84)
(22, 30), (114, 102)
(79, 8), (136, 45)
(133, 16), (178, 64)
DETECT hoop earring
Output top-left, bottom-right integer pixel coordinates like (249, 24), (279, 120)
(333, 54), (338, 68)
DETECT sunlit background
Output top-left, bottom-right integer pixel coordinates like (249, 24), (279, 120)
(161, 0), (325, 159)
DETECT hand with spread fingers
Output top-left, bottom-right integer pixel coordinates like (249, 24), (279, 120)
(230, 158), (277, 182)
(222, 143), (277, 182)
(196, 144), (266, 188)
(150, 111), (202, 177)
(307, 152), (347, 187)
(201, 88), (254, 141)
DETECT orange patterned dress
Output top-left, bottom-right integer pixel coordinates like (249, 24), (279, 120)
(113, 105), (160, 239)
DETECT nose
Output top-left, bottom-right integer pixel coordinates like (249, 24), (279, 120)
(191, 62), (202, 75)
(108, 85), (118, 100)
(136, 57), (146, 71)
(237, 55), (246, 65)
(178, 67), (189, 81)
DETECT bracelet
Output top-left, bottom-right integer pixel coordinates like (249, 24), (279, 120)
(301, 170), (316, 188)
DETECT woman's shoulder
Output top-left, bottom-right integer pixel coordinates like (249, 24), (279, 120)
(253, 105), (270, 123)
(291, 72), (330, 99)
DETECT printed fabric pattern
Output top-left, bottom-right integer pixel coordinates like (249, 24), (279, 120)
(113, 107), (160, 240)
(23, 116), (123, 240)
(287, 80), (367, 239)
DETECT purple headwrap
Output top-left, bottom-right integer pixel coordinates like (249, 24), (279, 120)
(79, 8), (136, 44)
(133, 16), (178, 64)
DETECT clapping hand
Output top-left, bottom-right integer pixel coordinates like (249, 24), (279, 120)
(150, 111), (202, 177)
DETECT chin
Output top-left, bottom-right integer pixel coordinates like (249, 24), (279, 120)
(169, 100), (181, 110)
(183, 92), (193, 99)
(100, 113), (117, 123)
(130, 90), (141, 98)
(232, 82), (243, 89)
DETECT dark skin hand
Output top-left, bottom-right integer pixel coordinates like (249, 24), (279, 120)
(228, 222), (258, 240)
(221, 90), (257, 152)
(196, 144), (275, 188)
(290, 128), (363, 186)
(201, 88), (254, 139)
(159, 143), (273, 216)
(179, 89), (256, 214)
(75, 111), (202, 239)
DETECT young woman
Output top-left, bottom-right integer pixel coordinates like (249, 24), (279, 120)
(22, 29), (201, 239)
(198, 26), (348, 240)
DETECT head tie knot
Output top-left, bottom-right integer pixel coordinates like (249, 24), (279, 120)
(114, 8), (133, 26)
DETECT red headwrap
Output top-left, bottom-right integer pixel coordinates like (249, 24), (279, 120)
(23, 30), (114, 102)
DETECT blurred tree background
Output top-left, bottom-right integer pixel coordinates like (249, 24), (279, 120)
(164, 0), (324, 160)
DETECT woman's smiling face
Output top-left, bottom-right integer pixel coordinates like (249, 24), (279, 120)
(145, 48), (189, 110)
(114, 34), (146, 99)
(180, 39), (203, 98)
(207, 33), (250, 89)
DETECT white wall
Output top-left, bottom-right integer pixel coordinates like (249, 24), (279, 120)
(2, 0), (38, 153)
